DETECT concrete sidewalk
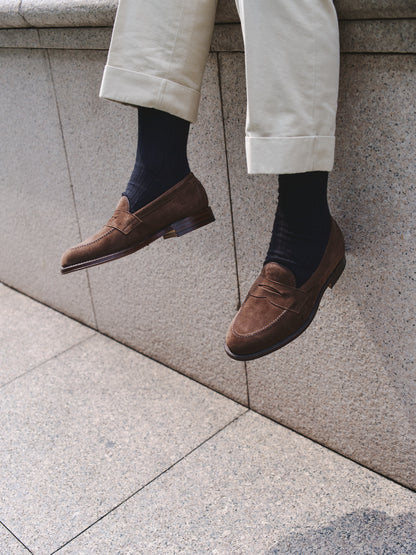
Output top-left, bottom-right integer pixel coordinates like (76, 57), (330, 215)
(1, 282), (415, 555)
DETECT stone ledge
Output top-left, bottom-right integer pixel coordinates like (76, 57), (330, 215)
(1, 20), (415, 54)
(1, 0), (28, 27)
(216, 0), (416, 22)
(1, 0), (415, 29)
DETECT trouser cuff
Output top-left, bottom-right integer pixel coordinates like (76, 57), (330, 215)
(99, 65), (201, 123)
(246, 136), (336, 174)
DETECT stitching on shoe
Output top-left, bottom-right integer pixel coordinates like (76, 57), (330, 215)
(68, 229), (115, 251)
(231, 308), (289, 337)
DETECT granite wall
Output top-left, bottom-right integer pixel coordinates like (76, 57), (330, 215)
(0, 2), (415, 489)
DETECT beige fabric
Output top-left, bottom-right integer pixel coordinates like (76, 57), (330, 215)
(100, 0), (340, 174)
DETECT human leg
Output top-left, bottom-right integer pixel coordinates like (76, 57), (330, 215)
(226, 0), (345, 359)
(101, 0), (218, 213)
(61, 0), (217, 273)
(235, 0), (340, 174)
(100, 0), (218, 122)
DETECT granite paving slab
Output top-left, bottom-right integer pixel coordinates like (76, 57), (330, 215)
(0, 332), (245, 553)
(58, 411), (416, 554)
(0, 285), (94, 387)
(0, 523), (31, 555)
(0, 282), (9, 296)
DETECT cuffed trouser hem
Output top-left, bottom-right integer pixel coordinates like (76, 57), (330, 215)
(246, 136), (336, 174)
(99, 65), (201, 123)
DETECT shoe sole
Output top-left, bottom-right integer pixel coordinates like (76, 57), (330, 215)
(61, 206), (215, 274)
(224, 255), (346, 361)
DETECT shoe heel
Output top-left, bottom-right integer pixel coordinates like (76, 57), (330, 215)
(328, 256), (346, 289)
(163, 206), (215, 239)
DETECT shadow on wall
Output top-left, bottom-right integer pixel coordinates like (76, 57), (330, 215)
(267, 510), (416, 554)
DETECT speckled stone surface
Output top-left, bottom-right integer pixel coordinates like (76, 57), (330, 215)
(20, 0), (118, 28)
(335, 0), (416, 19)
(0, 28), (40, 48)
(216, 0), (239, 23)
(0, 331), (245, 553)
(0, 523), (30, 555)
(47, 49), (248, 404)
(1, 0), (415, 29)
(220, 52), (416, 489)
(0, 283), (9, 296)
(0, 48), (97, 327)
(1, 17), (414, 55)
(340, 19), (416, 53)
(39, 26), (112, 49)
(217, 0), (416, 21)
(1, 22), (414, 54)
(58, 411), (416, 554)
(0, 285), (94, 386)
(0, 1), (28, 28)
(211, 24), (243, 52)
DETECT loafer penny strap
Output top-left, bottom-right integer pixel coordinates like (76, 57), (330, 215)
(250, 279), (308, 314)
(106, 210), (142, 235)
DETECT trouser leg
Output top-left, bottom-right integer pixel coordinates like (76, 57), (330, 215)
(235, 0), (340, 174)
(100, 0), (218, 123)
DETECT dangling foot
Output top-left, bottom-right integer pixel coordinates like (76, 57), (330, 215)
(225, 219), (345, 360)
(61, 106), (215, 273)
(60, 173), (215, 274)
(225, 172), (345, 360)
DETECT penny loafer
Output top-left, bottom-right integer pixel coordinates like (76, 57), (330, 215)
(60, 173), (215, 274)
(225, 218), (346, 360)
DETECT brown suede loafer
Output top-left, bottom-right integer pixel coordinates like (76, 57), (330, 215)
(61, 173), (215, 274)
(225, 218), (346, 360)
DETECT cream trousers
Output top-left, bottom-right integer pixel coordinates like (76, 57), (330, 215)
(100, 0), (340, 174)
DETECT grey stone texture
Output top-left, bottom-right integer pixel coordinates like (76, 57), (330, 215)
(20, 0), (118, 28)
(0, 331), (245, 553)
(0, 1), (28, 28)
(58, 411), (416, 555)
(2, 19), (414, 55)
(0, 47), (96, 327)
(216, 0), (239, 23)
(219, 51), (416, 489)
(340, 19), (416, 53)
(334, 0), (416, 19)
(217, 0), (416, 22)
(1, 0), (415, 29)
(0, 285), (94, 386)
(2, 292), (415, 553)
(0, 28), (40, 48)
(0, 523), (30, 555)
(38, 26), (112, 49)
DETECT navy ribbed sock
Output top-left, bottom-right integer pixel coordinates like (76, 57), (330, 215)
(264, 171), (332, 287)
(123, 107), (190, 213)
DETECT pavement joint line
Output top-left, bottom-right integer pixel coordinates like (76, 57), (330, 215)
(0, 282), (249, 408)
(3, 285), (416, 493)
(43, 45), (99, 330)
(216, 51), (250, 409)
(0, 520), (33, 554)
(0, 334), (96, 392)
(49, 409), (250, 554)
